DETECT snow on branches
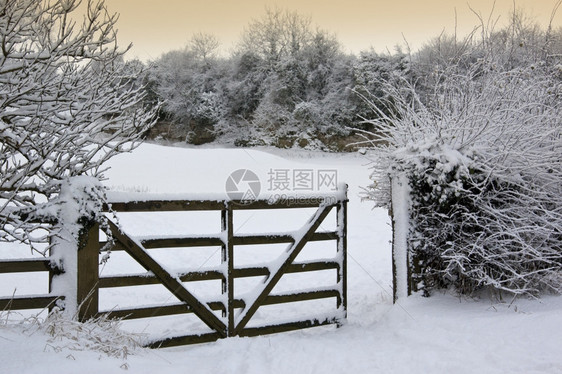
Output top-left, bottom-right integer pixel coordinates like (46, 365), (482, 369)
(0, 0), (156, 251)
(364, 58), (562, 297)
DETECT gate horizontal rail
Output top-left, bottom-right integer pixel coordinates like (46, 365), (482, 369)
(102, 196), (335, 212)
(99, 260), (340, 288)
(100, 231), (339, 251)
(100, 288), (340, 320)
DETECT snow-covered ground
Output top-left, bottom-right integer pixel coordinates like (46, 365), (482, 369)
(1, 143), (561, 374)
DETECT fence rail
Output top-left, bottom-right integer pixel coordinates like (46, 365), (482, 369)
(0, 255), (61, 312)
(0, 258), (51, 273)
(0, 295), (62, 311)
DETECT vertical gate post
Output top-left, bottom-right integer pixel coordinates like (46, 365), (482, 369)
(390, 174), (412, 303)
(76, 220), (100, 321)
(49, 220), (99, 320)
(221, 203), (234, 336)
(336, 184), (348, 322)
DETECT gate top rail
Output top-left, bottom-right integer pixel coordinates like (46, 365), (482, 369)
(104, 186), (348, 212)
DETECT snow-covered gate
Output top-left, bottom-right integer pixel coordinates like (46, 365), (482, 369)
(81, 188), (348, 348)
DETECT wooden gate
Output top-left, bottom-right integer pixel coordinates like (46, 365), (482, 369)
(78, 188), (348, 348)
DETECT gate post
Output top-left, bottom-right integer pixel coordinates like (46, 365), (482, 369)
(76, 220), (100, 321)
(390, 174), (412, 303)
(49, 220), (99, 320)
(336, 184), (348, 322)
(221, 203), (234, 336)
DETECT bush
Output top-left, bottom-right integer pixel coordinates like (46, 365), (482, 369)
(365, 58), (562, 297)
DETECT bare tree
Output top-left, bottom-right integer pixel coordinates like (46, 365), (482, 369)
(239, 7), (312, 63)
(189, 32), (220, 65)
(0, 0), (156, 252)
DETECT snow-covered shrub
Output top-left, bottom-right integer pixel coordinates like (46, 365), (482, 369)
(364, 59), (562, 297)
(40, 308), (144, 359)
(1, 307), (144, 359)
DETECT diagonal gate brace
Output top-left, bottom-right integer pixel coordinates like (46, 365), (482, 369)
(234, 203), (334, 334)
(107, 220), (227, 337)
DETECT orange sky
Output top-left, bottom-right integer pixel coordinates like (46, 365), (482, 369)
(103, 0), (561, 61)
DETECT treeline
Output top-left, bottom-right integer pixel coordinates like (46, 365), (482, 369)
(133, 7), (562, 151)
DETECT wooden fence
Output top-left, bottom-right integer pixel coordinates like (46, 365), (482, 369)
(0, 256), (62, 311)
(0, 188), (348, 348)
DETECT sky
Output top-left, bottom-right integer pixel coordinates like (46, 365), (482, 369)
(102, 0), (561, 61)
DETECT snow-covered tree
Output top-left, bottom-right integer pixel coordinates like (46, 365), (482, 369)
(352, 49), (412, 129)
(144, 8), (369, 149)
(223, 51), (266, 121)
(147, 47), (226, 143)
(189, 32), (220, 66)
(239, 7), (312, 64)
(0, 0), (156, 252)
